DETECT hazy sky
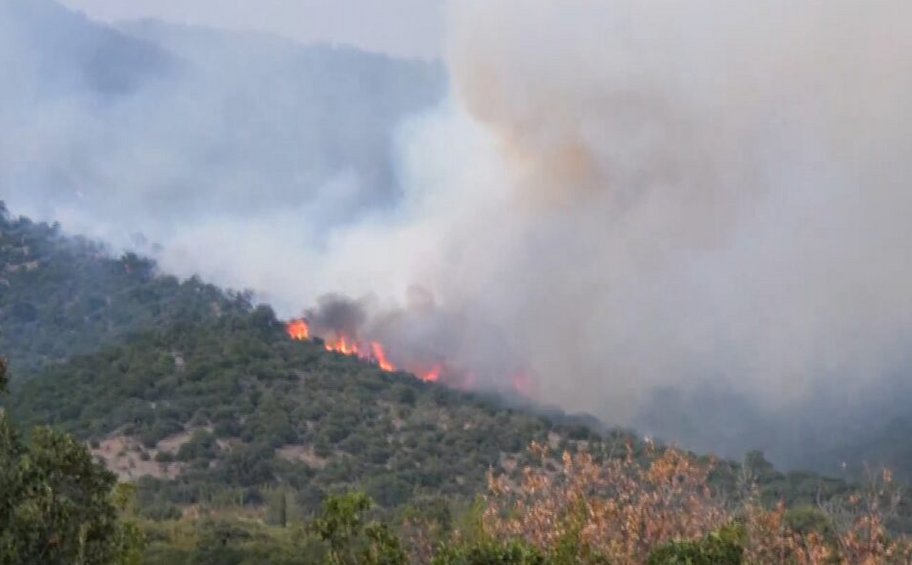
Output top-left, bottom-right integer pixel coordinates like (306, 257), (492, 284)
(59, 0), (445, 59)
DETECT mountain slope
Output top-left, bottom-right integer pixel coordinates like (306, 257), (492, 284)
(0, 205), (251, 375)
(13, 307), (602, 516)
(0, 208), (897, 527)
(0, 0), (177, 99)
(13, 303), (863, 524)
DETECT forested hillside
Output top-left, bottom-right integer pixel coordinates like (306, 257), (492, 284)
(0, 206), (881, 512)
(0, 204), (250, 376)
(4, 207), (912, 561)
(13, 305), (616, 519)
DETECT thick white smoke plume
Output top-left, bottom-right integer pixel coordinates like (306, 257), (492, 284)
(433, 0), (912, 416)
(4, 0), (912, 466)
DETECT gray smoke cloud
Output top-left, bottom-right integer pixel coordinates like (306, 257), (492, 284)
(4, 0), (912, 470)
(0, 0), (445, 311)
(431, 0), (912, 466)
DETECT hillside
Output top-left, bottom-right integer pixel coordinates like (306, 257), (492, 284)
(0, 207), (623, 519)
(6, 207), (912, 563)
(0, 204), (251, 376)
(0, 0), (177, 98)
(0, 206), (878, 528)
(12, 303), (867, 525)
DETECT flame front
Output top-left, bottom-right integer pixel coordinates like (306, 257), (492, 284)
(370, 342), (396, 372)
(285, 319), (533, 396)
(286, 319), (310, 341)
(326, 334), (360, 356)
(286, 320), (398, 374)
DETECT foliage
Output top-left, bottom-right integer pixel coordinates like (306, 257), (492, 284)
(0, 359), (142, 564)
(481, 442), (728, 563)
(0, 208), (252, 377)
(477, 443), (912, 564)
(310, 492), (407, 565)
(265, 454), (912, 564)
(1, 202), (893, 533)
(6, 204), (912, 561)
(646, 527), (744, 565)
(10, 302), (612, 519)
(431, 539), (547, 565)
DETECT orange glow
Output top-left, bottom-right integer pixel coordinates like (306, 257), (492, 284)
(286, 319), (310, 341)
(511, 372), (532, 397)
(322, 334), (398, 374)
(370, 342), (396, 372)
(421, 364), (443, 383)
(286, 318), (529, 390)
(326, 334), (360, 356)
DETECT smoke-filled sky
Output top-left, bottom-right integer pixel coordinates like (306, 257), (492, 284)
(59, 0), (445, 59)
(4, 0), (912, 469)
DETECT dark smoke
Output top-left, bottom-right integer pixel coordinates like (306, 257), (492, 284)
(305, 294), (369, 339)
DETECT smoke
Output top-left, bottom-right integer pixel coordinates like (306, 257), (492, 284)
(5, 0), (912, 468)
(429, 0), (912, 463)
(306, 294), (369, 339)
(0, 0), (445, 311)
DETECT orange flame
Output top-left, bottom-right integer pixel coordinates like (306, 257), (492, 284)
(286, 319), (530, 393)
(326, 334), (360, 356)
(286, 319), (310, 341)
(322, 333), (398, 374)
(370, 342), (396, 372)
(421, 364), (443, 383)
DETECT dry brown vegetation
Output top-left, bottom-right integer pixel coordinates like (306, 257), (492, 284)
(474, 442), (912, 564)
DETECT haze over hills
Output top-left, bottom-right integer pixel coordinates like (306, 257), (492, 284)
(0, 0), (446, 312)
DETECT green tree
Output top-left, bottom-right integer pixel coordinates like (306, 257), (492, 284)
(646, 526), (744, 565)
(431, 540), (546, 565)
(0, 358), (141, 564)
(310, 492), (406, 565)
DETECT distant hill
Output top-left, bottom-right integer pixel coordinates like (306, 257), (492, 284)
(0, 0), (177, 98)
(0, 0), (447, 247)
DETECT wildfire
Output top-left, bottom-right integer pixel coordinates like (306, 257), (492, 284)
(286, 319), (398, 374)
(285, 319), (533, 393)
(370, 342), (395, 372)
(286, 319), (310, 341)
(421, 364), (443, 383)
(325, 334), (360, 356)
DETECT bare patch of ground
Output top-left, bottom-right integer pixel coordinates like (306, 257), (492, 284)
(276, 444), (329, 469)
(90, 427), (218, 481)
(91, 435), (182, 481)
(156, 428), (200, 454)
